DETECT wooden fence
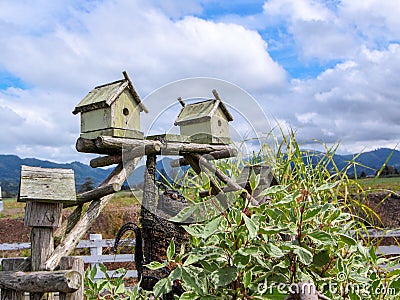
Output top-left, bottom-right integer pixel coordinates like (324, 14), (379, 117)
(0, 234), (137, 279)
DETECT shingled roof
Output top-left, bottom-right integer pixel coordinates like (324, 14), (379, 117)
(73, 71), (148, 114)
(174, 99), (233, 126)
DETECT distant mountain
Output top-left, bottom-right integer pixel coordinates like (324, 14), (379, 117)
(332, 148), (400, 176)
(0, 155), (111, 197)
(1, 148), (399, 197)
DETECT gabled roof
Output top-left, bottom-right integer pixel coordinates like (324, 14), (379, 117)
(174, 98), (233, 126)
(73, 71), (148, 114)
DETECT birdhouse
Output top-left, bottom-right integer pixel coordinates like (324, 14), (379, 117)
(174, 90), (233, 144)
(73, 71), (148, 139)
(18, 165), (77, 227)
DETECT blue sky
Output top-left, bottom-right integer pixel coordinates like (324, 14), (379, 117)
(0, 0), (399, 163)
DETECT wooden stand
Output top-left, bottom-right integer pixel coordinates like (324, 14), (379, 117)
(0, 166), (83, 299)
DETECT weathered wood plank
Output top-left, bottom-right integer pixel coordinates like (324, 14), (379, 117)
(75, 137), (120, 155)
(1, 258), (27, 300)
(24, 202), (62, 228)
(0, 270), (80, 293)
(18, 166), (76, 204)
(90, 154), (122, 168)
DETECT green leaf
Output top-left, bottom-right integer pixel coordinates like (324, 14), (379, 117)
(233, 252), (250, 268)
(292, 246), (313, 265)
(260, 185), (287, 196)
(242, 213), (258, 239)
(264, 243), (284, 258)
(169, 204), (198, 223)
(153, 277), (172, 297)
(211, 266), (238, 286)
(145, 261), (166, 270)
(169, 266), (182, 281)
(179, 291), (199, 300)
(338, 233), (357, 246)
(316, 181), (339, 191)
(243, 270), (252, 288)
(313, 250), (330, 267)
(307, 231), (335, 245)
(181, 266), (204, 294)
(167, 239), (175, 261)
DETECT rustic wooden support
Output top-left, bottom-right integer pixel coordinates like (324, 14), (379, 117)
(90, 154), (122, 168)
(43, 158), (140, 272)
(170, 148), (237, 167)
(1, 258), (28, 300)
(76, 137), (121, 155)
(58, 257), (84, 300)
(63, 183), (121, 208)
(0, 270), (80, 293)
(191, 153), (259, 206)
(95, 136), (235, 155)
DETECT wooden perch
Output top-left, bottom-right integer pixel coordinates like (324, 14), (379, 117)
(63, 183), (121, 208)
(191, 153), (259, 206)
(76, 137), (121, 155)
(90, 154), (122, 168)
(94, 136), (235, 155)
(0, 270), (81, 293)
(170, 149), (237, 167)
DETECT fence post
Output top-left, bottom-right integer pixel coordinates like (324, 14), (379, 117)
(89, 234), (103, 278)
(1, 258), (27, 300)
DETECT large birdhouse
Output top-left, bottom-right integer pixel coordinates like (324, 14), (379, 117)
(174, 90), (233, 144)
(73, 71), (148, 139)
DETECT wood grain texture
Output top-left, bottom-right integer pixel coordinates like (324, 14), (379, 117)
(24, 202), (62, 228)
(1, 258), (27, 300)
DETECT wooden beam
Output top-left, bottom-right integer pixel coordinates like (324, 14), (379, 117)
(63, 183), (121, 208)
(76, 137), (121, 155)
(0, 270), (81, 293)
(170, 149), (237, 167)
(90, 154), (122, 168)
(191, 153), (259, 206)
(95, 136), (235, 155)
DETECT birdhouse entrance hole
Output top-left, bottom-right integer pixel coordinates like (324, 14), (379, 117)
(123, 108), (129, 116)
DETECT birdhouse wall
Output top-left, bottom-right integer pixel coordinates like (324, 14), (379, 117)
(110, 90), (140, 130)
(180, 120), (211, 138)
(210, 108), (230, 139)
(80, 108), (111, 133)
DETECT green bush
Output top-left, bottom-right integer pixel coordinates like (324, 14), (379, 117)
(147, 130), (400, 299)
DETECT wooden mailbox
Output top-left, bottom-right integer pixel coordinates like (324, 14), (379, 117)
(73, 71), (148, 139)
(17, 166), (79, 300)
(174, 90), (233, 144)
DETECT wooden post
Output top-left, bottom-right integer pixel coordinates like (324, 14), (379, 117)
(17, 166), (77, 300)
(58, 257), (84, 300)
(1, 258), (27, 300)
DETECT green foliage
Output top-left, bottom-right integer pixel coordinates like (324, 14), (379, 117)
(148, 130), (400, 299)
(84, 264), (147, 299)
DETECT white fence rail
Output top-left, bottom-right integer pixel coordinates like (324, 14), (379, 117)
(0, 234), (137, 279)
(1, 231), (399, 279)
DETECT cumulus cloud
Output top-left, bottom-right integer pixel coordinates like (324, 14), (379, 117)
(0, 0), (399, 162)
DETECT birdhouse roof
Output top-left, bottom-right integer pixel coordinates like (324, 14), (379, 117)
(73, 71), (148, 114)
(18, 165), (76, 203)
(174, 99), (233, 126)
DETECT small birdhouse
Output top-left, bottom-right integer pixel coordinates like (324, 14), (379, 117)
(18, 166), (77, 227)
(73, 71), (148, 139)
(174, 90), (233, 144)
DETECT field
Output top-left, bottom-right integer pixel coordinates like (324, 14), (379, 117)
(357, 176), (400, 192)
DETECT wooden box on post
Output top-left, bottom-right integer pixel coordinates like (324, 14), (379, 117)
(17, 165), (77, 300)
(18, 166), (76, 228)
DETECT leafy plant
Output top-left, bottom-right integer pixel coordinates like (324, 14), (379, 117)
(84, 264), (145, 299)
(146, 130), (400, 299)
